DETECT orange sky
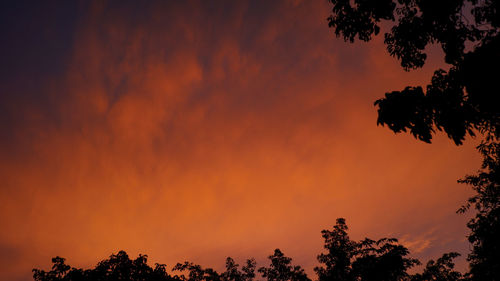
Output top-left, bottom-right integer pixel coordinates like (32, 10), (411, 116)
(0, 1), (481, 280)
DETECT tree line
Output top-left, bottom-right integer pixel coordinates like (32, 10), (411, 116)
(33, 218), (464, 281)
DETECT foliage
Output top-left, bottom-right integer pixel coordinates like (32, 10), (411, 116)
(315, 218), (356, 281)
(173, 262), (218, 281)
(315, 218), (420, 281)
(457, 139), (500, 281)
(33, 219), (466, 281)
(33, 251), (178, 281)
(221, 257), (257, 281)
(173, 257), (256, 281)
(327, 1), (500, 280)
(258, 249), (311, 281)
(328, 0), (499, 145)
(410, 252), (462, 281)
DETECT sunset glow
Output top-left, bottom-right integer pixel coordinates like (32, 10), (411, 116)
(0, 1), (481, 280)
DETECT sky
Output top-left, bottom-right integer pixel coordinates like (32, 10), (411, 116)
(0, 1), (482, 280)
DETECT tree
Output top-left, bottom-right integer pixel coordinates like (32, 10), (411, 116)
(457, 140), (500, 281)
(315, 218), (419, 281)
(315, 218), (356, 281)
(173, 257), (256, 281)
(327, 1), (500, 280)
(33, 257), (74, 281)
(220, 257), (256, 281)
(258, 249), (311, 281)
(411, 252), (462, 281)
(33, 251), (258, 281)
(33, 251), (178, 281)
(34, 222), (464, 281)
(173, 262), (217, 281)
(327, 0), (499, 145)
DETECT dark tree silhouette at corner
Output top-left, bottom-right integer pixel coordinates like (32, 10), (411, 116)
(328, 0), (499, 145)
(457, 140), (500, 281)
(327, 1), (500, 280)
(315, 218), (420, 281)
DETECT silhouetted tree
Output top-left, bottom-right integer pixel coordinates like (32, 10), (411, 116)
(258, 249), (311, 281)
(35, 221), (468, 281)
(221, 257), (256, 281)
(34, 252), (259, 281)
(328, 0), (499, 145)
(33, 251), (179, 281)
(315, 218), (419, 281)
(327, 2), (500, 279)
(173, 257), (256, 281)
(33, 257), (74, 281)
(411, 252), (462, 281)
(457, 139), (500, 281)
(173, 262), (216, 281)
(315, 218), (356, 281)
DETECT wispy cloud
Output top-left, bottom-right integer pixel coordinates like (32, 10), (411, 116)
(0, 1), (480, 280)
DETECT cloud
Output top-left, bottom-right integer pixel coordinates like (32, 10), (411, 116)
(0, 1), (480, 280)
(399, 231), (436, 254)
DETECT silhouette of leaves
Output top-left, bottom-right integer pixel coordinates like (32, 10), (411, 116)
(258, 249), (310, 281)
(328, 0), (499, 144)
(315, 218), (419, 281)
(328, 1), (500, 280)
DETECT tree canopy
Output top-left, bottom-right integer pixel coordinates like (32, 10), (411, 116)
(328, 0), (499, 145)
(327, 1), (500, 280)
(33, 251), (179, 281)
(315, 218), (421, 281)
(457, 140), (500, 280)
(258, 249), (310, 281)
(34, 219), (464, 281)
